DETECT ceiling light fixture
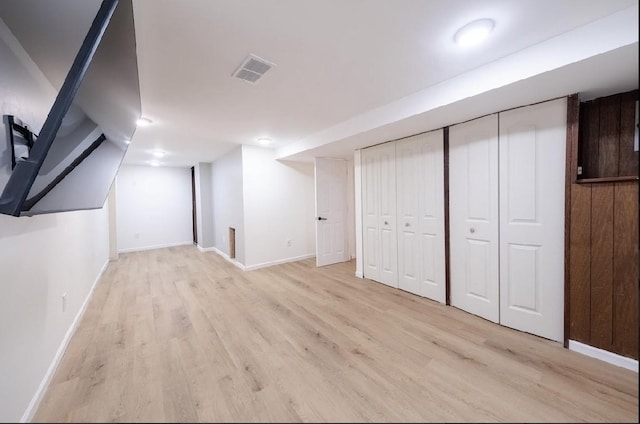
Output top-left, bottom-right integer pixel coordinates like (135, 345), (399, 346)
(151, 149), (166, 158)
(257, 137), (272, 146)
(454, 18), (494, 47)
(136, 117), (152, 127)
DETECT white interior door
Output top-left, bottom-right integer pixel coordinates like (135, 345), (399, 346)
(362, 147), (380, 281)
(449, 114), (500, 323)
(377, 142), (398, 287)
(396, 136), (420, 295)
(362, 142), (397, 288)
(498, 98), (566, 342)
(396, 131), (445, 303)
(416, 130), (446, 303)
(315, 158), (348, 267)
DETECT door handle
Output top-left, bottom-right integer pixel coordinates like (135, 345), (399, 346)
(317, 217), (327, 221)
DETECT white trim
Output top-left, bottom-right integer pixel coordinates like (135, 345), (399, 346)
(355, 271), (363, 278)
(21, 259), (109, 423)
(243, 253), (315, 271)
(569, 340), (639, 372)
(118, 241), (193, 253)
(207, 248), (315, 272)
(197, 244), (215, 253)
(209, 246), (246, 271)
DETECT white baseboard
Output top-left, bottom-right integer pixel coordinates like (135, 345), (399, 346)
(118, 241), (193, 254)
(197, 244), (215, 253)
(206, 248), (315, 272)
(355, 271), (363, 278)
(209, 246), (246, 271)
(568, 340), (638, 372)
(21, 259), (109, 423)
(243, 253), (315, 271)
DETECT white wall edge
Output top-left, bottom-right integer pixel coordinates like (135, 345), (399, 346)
(355, 271), (363, 278)
(21, 259), (109, 423)
(118, 241), (193, 254)
(244, 253), (316, 272)
(569, 340), (639, 373)
(209, 246), (246, 271)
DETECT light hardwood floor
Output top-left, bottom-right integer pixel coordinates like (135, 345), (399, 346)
(34, 246), (638, 422)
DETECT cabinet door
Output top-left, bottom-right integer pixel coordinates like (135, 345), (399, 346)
(499, 98), (566, 342)
(362, 142), (398, 287)
(449, 114), (500, 323)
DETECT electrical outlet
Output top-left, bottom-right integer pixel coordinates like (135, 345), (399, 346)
(286, 239), (292, 247)
(61, 293), (67, 312)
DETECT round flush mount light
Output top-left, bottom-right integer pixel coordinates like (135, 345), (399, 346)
(151, 149), (166, 158)
(136, 117), (153, 127)
(257, 137), (272, 146)
(454, 18), (495, 47)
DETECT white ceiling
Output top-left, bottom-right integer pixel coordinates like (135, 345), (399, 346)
(1, 0), (638, 166)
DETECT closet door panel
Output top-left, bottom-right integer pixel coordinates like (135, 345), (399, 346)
(499, 98), (566, 342)
(377, 142), (398, 287)
(449, 114), (500, 323)
(417, 130), (446, 303)
(361, 148), (380, 281)
(397, 136), (420, 295)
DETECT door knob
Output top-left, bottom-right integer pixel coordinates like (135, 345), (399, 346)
(384, 221), (389, 225)
(405, 223), (410, 227)
(317, 217), (327, 221)
(469, 227), (475, 233)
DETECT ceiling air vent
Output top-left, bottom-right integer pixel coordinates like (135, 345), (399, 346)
(232, 54), (275, 84)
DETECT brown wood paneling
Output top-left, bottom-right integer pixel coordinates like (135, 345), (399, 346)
(589, 184), (615, 350)
(618, 91), (638, 177)
(613, 182), (639, 359)
(598, 95), (621, 177)
(565, 94), (580, 347)
(580, 101), (600, 178)
(569, 183), (592, 343)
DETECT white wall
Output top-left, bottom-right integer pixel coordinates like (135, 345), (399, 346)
(0, 17), (110, 422)
(242, 145), (315, 269)
(211, 146), (244, 264)
(116, 165), (193, 252)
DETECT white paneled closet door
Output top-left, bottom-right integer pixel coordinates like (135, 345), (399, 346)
(396, 130), (446, 303)
(362, 142), (398, 288)
(498, 98), (566, 342)
(449, 114), (500, 323)
(362, 147), (381, 282)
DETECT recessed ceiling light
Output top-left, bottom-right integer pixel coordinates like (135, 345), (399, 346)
(257, 137), (271, 146)
(150, 160), (160, 167)
(136, 117), (152, 127)
(151, 149), (166, 158)
(454, 19), (494, 47)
